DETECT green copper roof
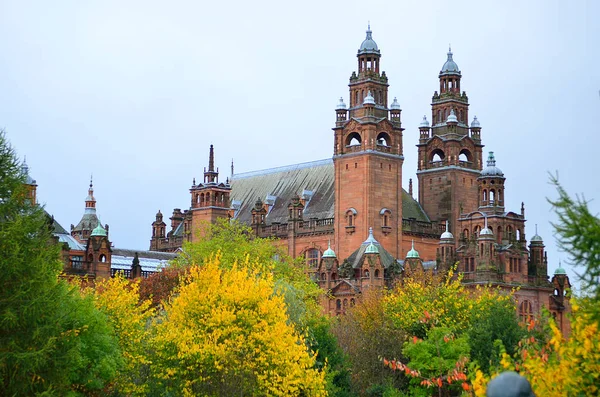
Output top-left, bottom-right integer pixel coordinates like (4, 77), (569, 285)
(322, 241), (337, 258)
(365, 242), (379, 254)
(554, 266), (567, 275)
(90, 223), (107, 237)
(406, 240), (420, 259)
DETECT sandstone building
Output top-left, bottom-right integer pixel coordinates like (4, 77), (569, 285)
(147, 27), (571, 332)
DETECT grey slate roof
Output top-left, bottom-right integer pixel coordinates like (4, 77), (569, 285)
(72, 210), (101, 232)
(231, 159), (335, 224)
(230, 159), (430, 225)
(111, 248), (177, 273)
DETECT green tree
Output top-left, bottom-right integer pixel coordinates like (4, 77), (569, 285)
(467, 297), (524, 373)
(549, 176), (600, 318)
(0, 131), (121, 395)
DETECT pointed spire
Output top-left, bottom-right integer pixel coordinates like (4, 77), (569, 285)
(409, 178), (413, 197)
(204, 145), (218, 183)
(323, 240), (337, 258)
(479, 215), (494, 236)
(231, 159), (234, 178)
(363, 227), (378, 244)
(208, 144), (215, 172)
(21, 156), (29, 174)
(85, 176), (96, 209)
(407, 239), (420, 258)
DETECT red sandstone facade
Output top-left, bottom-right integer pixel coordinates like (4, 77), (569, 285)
(148, 27), (570, 330)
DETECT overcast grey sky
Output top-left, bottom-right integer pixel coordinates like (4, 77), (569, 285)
(1, 0), (598, 288)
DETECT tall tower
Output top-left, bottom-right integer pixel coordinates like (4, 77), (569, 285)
(189, 145), (232, 241)
(333, 26), (404, 260)
(71, 178), (103, 243)
(417, 48), (484, 230)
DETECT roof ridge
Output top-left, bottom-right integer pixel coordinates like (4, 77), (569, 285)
(232, 158), (333, 180)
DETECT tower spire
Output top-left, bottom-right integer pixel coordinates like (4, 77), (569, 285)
(208, 144), (215, 172)
(85, 176), (96, 210)
(204, 145), (218, 183)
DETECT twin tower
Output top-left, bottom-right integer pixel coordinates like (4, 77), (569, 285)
(333, 25), (483, 261)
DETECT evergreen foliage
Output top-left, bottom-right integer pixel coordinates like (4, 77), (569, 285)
(0, 131), (121, 395)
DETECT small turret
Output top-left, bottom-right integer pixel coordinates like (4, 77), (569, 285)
(335, 97), (348, 125)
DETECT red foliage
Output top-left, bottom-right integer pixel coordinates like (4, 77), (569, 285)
(139, 266), (187, 308)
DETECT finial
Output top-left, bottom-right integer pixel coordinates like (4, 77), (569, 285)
(409, 178), (413, 196)
(90, 174), (93, 188)
(411, 239), (415, 250)
(193, 177), (196, 185)
(449, 43), (452, 53)
(487, 152), (496, 167)
(369, 227), (373, 236)
(368, 21), (371, 30)
(328, 240), (332, 249)
(21, 156), (29, 174)
(535, 224), (538, 234)
(445, 220), (449, 231)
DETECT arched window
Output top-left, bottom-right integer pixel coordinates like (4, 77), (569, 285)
(350, 298), (355, 306)
(483, 190), (488, 203)
(474, 225), (481, 235)
(305, 248), (320, 268)
(346, 208), (357, 228)
(355, 91), (358, 106)
(490, 189), (495, 204)
(99, 254), (106, 263)
(321, 273), (326, 281)
(343, 299), (348, 308)
(380, 208), (391, 228)
(336, 299), (341, 310)
(498, 189), (503, 204)
(430, 149), (445, 163)
(463, 229), (469, 240)
(377, 132), (391, 146)
(375, 269), (380, 278)
(516, 229), (521, 240)
(507, 225), (514, 240)
(459, 149), (472, 163)
(519, 300), (533, 323)
(364, 269), (369, 278)
(331, 273), (336, 281)
(346, 132), (362, 146)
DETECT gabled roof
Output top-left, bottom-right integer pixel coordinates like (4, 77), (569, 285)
(231, 159), (335, 224)
(230, 159), (430, 224)
(330, 279), (361, 295)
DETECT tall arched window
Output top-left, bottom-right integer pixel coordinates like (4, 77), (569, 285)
(305, 248), (320, 268)
(519, 300), (533, 323)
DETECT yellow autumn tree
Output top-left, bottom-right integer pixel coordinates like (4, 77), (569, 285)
(472, 298), (600, 397)
(150, 256), (327, 396)
(93, 274), (154, 395)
